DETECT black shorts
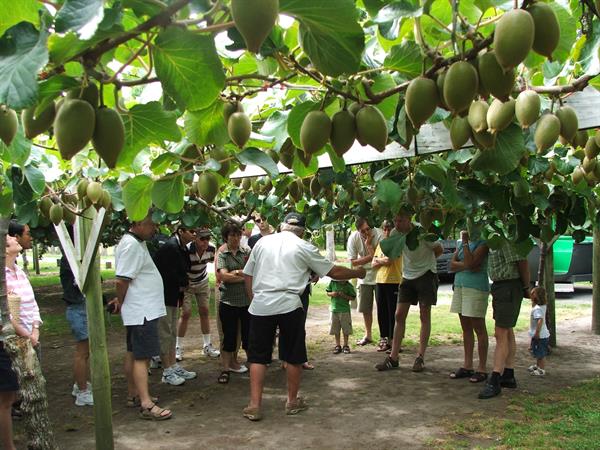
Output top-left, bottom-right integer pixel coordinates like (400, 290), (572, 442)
(0, 344), (18, 392)
(398, 270), (438, 305)
(126, 318), (160, 360)
(491, 279), (523, 328)
(248, 308), (307, 365)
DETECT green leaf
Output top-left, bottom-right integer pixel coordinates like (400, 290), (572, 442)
(35, 75), (79, 116)
(119, 102), (182, 167)
(292, 152), (318, 177)
(9, 166), (33, 205)
(280, 0), (365, 76)
(150, 153), (178, 175)
(184, 100), (229, 147)
(236, 148), (280, 178)
(0, 22), (48, 109)
(380, 232), (406, 259)
(384, 41), (422, 79)
(473, 0), (506, 13)
(102, 179), (125, 211)
(260, 110), (290, 151)
(549, 2), (576, 64)
(122, 0), (162, 17)
(358, 74), (399, 119)
(0, 0), (40, 38)
(419, 162), (446, 185)
(326, 145), (346, 173)
(373, 0), (422, 23)
(376, 179), (402, 209)
(287, 101), (319, 149)
(469, 124), (525, 175)
(122, 175), (154, 221)
(2, 126), (31, 166)
(153, 27), (225, 111)
(152, 176), (185, 214)
(23, 165), (44, 195)
(55, 0), (104, 35)
(0, 187), (14, 216)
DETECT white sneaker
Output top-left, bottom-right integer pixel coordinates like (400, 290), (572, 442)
(75, 389), (94, 406)
(530, 368), (546, 376)
(150, 356), (162, 369)
(161, 367), (186, 386)
(203, 343), (220, 358)
(527, 364), (538, 372)
(173, 364), (197, 380)
(72, 381), (92, 397)
(175, 345), (183, 362)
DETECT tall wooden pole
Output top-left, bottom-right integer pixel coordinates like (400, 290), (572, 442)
(592, 227), (600, 334)
(79, 208), (114, 450)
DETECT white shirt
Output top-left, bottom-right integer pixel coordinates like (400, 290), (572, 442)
(529, 304), (550, 339)
(346, 228), (382, 285)
(115, 233), (166, 326)
(402, 238), (438, 280)
(244, 231), (334, 316)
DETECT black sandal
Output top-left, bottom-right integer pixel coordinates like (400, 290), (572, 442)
(217, 371), (230, 384)
(469, 372), (488, 383)
(449, 368), (474, 379)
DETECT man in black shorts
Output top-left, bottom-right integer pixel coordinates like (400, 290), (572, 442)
(376, 210), (443, 373)
(478, 242), (530, 399)
(242, 212), (365, 421)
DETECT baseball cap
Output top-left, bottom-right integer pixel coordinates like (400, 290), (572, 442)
(195, 228), (212, 238)
(283, 212), (306, 227)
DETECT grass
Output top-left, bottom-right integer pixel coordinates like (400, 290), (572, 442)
(431, 377), (600, 449)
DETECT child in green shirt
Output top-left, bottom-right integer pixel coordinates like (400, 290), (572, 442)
(326, 279), (356, 354)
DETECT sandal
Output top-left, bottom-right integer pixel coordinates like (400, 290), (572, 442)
(218, 371), (230, 384)
(356, 337), (373, 346)
(302, 362), (315, 370)
(127, 395), (158, 408)
(449, 368), (474, 379)
(342, 345), (351, 354)
(139, 403), (172, 421)
(333, 345), (342, 354)
(469, 372), (488, 383)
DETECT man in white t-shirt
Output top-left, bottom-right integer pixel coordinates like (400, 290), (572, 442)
(242, 212), (366, 421)
(376, 209), (443, 374)
(109, 213), (172, 420)
(347, 217), (382, 346)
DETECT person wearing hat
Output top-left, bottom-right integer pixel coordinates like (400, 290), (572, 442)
(176, 228), (220, 361)
(241, 212), (367, 421)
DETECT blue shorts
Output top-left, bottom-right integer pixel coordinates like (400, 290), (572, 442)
(66, 303), (89, 342)
(531, 337), (549, 359)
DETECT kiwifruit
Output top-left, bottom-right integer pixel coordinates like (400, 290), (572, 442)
(355, 105), (388, 152)
(39, 197), (53, 218)
(406, 186), (419, 206)
(310, 177), (321, 197)
(86, 181), (103, 204)
(197, 171), (219, 204)
(405, 77), (439, 129)
(210, 147), (230, 176)
(92, 107), (125, 169)
(513, 179), (529, 198)
(487, 98), (515, 134)
(435, 70), (448, 109)
(100, 190), (112, 210)
(223, 101), (243, 125)
(493, 9), (535, 71)
(296, 147), (313, 166)
(468, 100), (489, 133)
(572, 166), (585, 185)
(54, 99), (96, 159)
(555, 106), (578, 144)
(77, 179), (89, 199)
(288, 179), (303, 202)
(586, 137), (600, 159)
(231, 0), (279, 53)
(443, 61), (479, 115)
(515, 90), (540, 129)
(583, 156), (597, 173)
(450, 116), (472, 150)
(0, 105), (18, 146)
(574, 130), (588, 149)
(300, 110), (331, 154)
(527, 2), (560, 59)
(348, 103), (363, 116)
(227, 112), (252, 148)
(241, 177), (251, 191)
(67, 83), (99, 108)
(22, 102), (56, 139)
(544, 162), (556, 181)
(477, 51), (516, 101)
(330, 109), (356, 156)
(534, 114), (561, 154)
(279, 139), (295, 169)
(49, 204), (64, 225)
(62, 207), (76, 225)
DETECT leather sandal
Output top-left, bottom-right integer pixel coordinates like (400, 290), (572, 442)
(139, 403), (172, 421)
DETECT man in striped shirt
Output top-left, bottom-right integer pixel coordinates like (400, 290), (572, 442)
(177, 228), (220, 359)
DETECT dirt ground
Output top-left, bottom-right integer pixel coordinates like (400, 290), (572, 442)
(14, 285), (600, 450)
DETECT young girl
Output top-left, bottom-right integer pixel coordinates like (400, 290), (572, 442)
(528, 287), (550, 376)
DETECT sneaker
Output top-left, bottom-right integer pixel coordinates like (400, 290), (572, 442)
(375, 356), (399, 371)
(478, 382), (501, 399)
(175, 345), (183, 362)
(203, 343), (220, 358)
(161, 368), (186, 386)
(530, 368), (546, 376)
(150, 356), (162, 369)
(285, 396), (308, 415)
(173, 364), (197, 380)
(75, 389), (94, 406)
(527, 364), (538, 372)
(412, 355), (425, 372)
(72, 381), (92, 397)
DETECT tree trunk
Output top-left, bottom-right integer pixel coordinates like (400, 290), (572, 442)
(326, 225), (336, 262)
(0, 217), (58, 449)
(592, 227), (600, 334)
(32, 244), (40, 275)
(78, 207), (114, 450)
(542, 245), (556, 347)
(21, 251), (29, 275)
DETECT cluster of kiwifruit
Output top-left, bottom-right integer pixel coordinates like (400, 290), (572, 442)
(570, 131), (600, 186)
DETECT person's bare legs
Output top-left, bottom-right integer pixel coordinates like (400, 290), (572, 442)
(248, 363), (267, 409)
(124, 352), (137, 398)
(418, 304), (431, 357)
(0, 391), (16, 450)
(132, 358), (157, 408)
(505, 328), (516, 369)
(492, 326), (510, 374)
(361, 310), (373, 342)
(160, 348), (176, 371)
(177, 304), (191, 339)
(459, 315), (475, 370)
(286, 363), (302, 404)
(389, 302), (410, 360)
(472, 317), (489, 373)
(73, 340), (90, 390)
(199, 305), (211, 335)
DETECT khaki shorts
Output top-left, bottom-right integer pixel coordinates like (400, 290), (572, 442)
(183, 281), (210, 314)
(330, 311), (353, 336)
(357, 284), (376, 313)
(158, 306), (178, 355)
(450, 286), (489, 318)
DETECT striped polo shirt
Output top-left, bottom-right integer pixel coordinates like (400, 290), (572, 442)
(6, 265), (41, 334)
(187, 242), (215, 287)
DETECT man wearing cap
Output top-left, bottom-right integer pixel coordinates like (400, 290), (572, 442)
(176, 228), (220, 361)
(242, 212), (367, 421)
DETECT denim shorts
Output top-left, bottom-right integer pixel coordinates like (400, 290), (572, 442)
(66, 302), (89, 342)
(531, 337), (549, 359)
